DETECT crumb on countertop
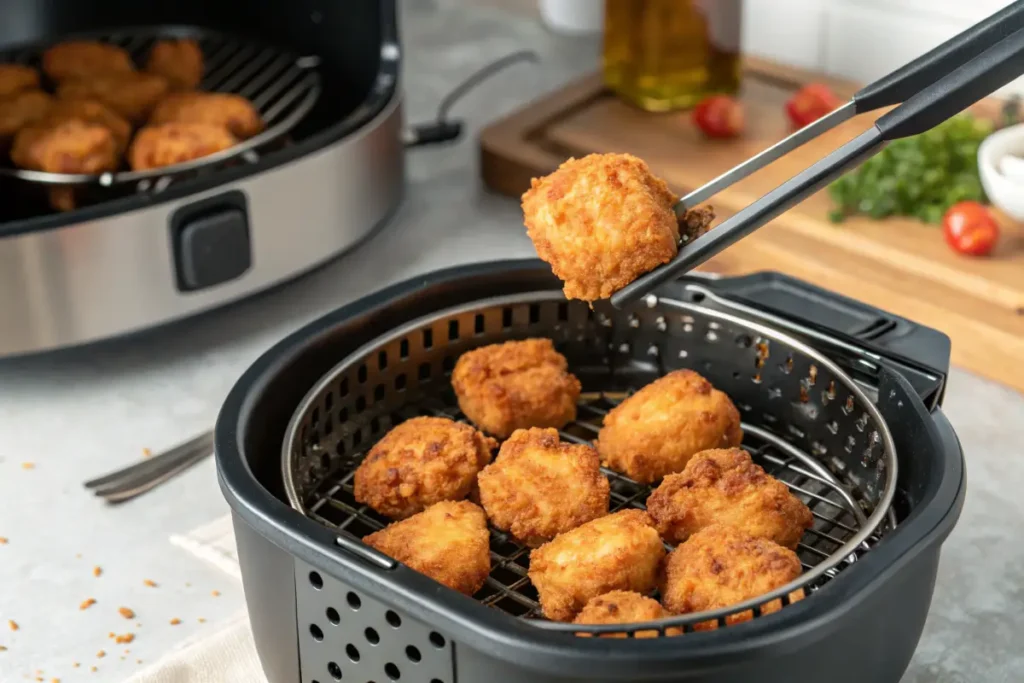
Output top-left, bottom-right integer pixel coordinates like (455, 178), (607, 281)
(142, 448), (152, 458)
(143, 579), (157, 587)
(96, 650), (105, 658)
(114, 633), (134, 644)
(107, 632), (114, 639)
(79, 598), (96, 610)
(75, 554), (82, 559)
(90, 666), (97, 672)
(7, 620), (18, 631)
(0, 537), (8, 544)
(118, 607), (135, 619)
(185, 582), (191, 587)
(72, 663), (79, 668)
(92, 566), (102, 577)
(211, 590), (220, 597)
(169, 618), (181, 625)
(136, 659), (142, 664)
(197, 617), (206, 623)
(21, 462), (34, 469)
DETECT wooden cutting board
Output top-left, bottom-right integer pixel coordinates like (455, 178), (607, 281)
(479, 57), (1024, 393)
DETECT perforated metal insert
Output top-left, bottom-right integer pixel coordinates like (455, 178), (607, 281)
(297, 559), (453, 683)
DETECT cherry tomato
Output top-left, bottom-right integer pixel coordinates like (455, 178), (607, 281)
(942, 201), (999, 256)
(693, 95), (744, 139)
(785, 83), (842, 128)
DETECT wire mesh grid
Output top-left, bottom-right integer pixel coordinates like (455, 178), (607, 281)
(301, 383), (879, 634)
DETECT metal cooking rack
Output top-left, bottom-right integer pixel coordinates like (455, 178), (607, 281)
(303, 385), (885, 632)
(0, 27), (322, 189)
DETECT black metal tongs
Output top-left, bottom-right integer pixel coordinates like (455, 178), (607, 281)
(610, 1), (1024, 309)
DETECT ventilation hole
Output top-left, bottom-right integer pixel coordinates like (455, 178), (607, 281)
(528, 304), (541, 324)
(356, 396), (366, 413)
(311, 407), (320, 426)
(309, 572), (323, 589)
(358, 364), (368, 384)
(352, 430), (362, 447)
(385, 663), (401, 680)
(319, 452), (331, 471)
(423, 329), (433, 350)
(399, 339), (409, 359)
(374, 384), (385, 401)
(328, 661), (342, 679)
(557, 302), (569, 321)
(429, 632), (446, 648)
(378, 351), (388, 370)
(339, 407), (349, 423)
(689, 291), (706, 303)
(346, 644), (360, 662)
(405, 646), (421, 662)
(365, 627), (380, 645)
(442, 356), (455, 373)
(327, 607), (340, 624)
(430, 679), (444, 683)
(395, 373), (407, 391)
(370, 417), (381, 434)
(310, 624), (324, 641)
(502, 308), (513, 328)
(325, 392), (334, 410)
(448, 320), (459, 341)
(474, 314), (485, 334)
(347, 592), (361, 609)
(418, 363), (431, 381)
(385, 611), (402, 628)
(336, 441), (346, 457)
(340, 377), (349, 397)
(732, 371), (741, 380)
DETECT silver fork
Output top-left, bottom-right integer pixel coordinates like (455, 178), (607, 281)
(84, 431), (214, 503)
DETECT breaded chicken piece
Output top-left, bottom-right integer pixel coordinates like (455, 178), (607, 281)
(57, 72), (169, 123)
(127, 122), (237, 171)
(574, 591), (682, 638)
(0, 90), (53, 142)
(477, 428), (609, 547)
(597, 370), (742, 484)
(149, 92), (264, 139)
(145, 39), (204, 91)
(363, 501), (491, 596)
(40, 98), (132, 153)
(42, 41), (135, 82)
(353, 416), (497, 520)
(11, 119), (119, 174)
(647, 448), (813, 548)
(452, 339), (581, 438)
(528, 509), (664, 621)
(0, 64), (40, 98)
(660, 524), (804, 630)
(521, 153), (715, 302)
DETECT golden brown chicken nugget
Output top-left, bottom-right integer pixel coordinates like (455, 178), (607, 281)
(149, 92), (263, 139)
(597, 370), (742, 484)
(573, 591), (682, 638)
(353, 416), (497, 520)
(57, 72), (169, 123)
(145, 39), (204, 91)
(127, 122), (237, 171)
(477, 428), (609, 547)
(521, 153), (715, 302)
(647, 448), (812, 549)
(660, 524), (804, 630)
(42, 41), (135, 82)
(11, 119), (118, 174)
(0, 90), (53, 141)
(528, 509), (664, 622)
(452, 338), (581, 438)
(0, 64), (40, 99)
(41, 98), (132, 153)
(362, 500), (491, 596)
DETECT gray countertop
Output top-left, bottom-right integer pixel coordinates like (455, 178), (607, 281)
(0, 1), (1021, 681)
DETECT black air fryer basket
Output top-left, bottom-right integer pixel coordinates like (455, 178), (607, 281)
(216, 259), (965, 683)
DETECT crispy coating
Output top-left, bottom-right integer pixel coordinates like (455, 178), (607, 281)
(660, 524), (804, 629)
(127, 122), (237, 171)
(0, 90), (53, 141)
(522, 153), (715, 302)
(0, 64), (40, 99)
(39, 98), (132, 153)
(145, 39), (204, 91)
(363, 501), (491, 596)
(528, 509), (664, 622)
(150, 92), (264, 139)
(11, 119), (118, 174)
(647, 448), (813, 548)
(597, 370), (743, 484)
(452, 339), (581, 438)
(477, 428), (609, 547)
(42, 41), (135, 82)
(57, 72), (169, 123)
(353, 416), (497, 520)
(573, 591), (681, 638)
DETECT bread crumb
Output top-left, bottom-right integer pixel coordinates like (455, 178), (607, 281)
(21, 462), (34, 469)
(123, 649), (130, 654)
(169, 618), (181, 625)
(118, 607), (135, 619)
(211, 590), (220, 597)
(143, 579), (157, 587)
(90, 666), (97, 672)
(51, 678), (59, 682)
(107, 632), (114, 639)
(75, 554), (82, 559)
(198, 618), (206, 623)
(96, 650), (105, 658)
(72, 663), (79, 668)
(114, 633), (134, 644)
(0, 537), (8, 544)
(7, 620), (18, 631)
(142, 448), (152, 458)
(185, 582), (191, 587)
(0, 645), (6, 651)
(135, 623), (142, 628)
(119, 656), (125, 661)
(92, 566), (102, 577)
(79, 598), (96, 610)
(136, 659), (142, 664)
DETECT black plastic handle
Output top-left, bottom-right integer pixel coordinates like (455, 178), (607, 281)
(877, 26), (1024, 140)
(855, 0), (1024, 113)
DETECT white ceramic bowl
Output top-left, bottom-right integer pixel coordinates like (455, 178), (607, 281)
(978, 122), (1024, 221)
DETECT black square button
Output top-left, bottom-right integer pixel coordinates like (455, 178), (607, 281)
(171, 192), (252, 292)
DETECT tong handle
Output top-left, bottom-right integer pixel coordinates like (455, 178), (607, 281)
(855, 0), (1024, 113)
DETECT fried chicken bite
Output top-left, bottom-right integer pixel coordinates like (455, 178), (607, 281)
(42, 41), (135, 82)
(127, 122), (237, 171)
(0, 64), (40, 99)
(145, 39), (204, 90)
(452, 339), (581, 438)
(41, 98), (132, 153)
(149, 92), (264, 139)
(57, 72), (169, 123)
(10, 119), (118, 174)
(528, 509), (664, 622)
(353, 416), (497, 520)
(521, 153), (715, 302)
(597, 370), (742, 484)
(0, 90), (53, 144)
(477, 428), (609, 547)
(573, 591), (682, 638)
(362, 501), (491, 596)
(660, 524), (804, 630)
(647, 448), (812, 549)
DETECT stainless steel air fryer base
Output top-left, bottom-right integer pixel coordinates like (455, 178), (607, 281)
(0, 92), (403, 357)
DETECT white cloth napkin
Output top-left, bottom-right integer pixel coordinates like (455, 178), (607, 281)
(127, 516), (268, 683)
